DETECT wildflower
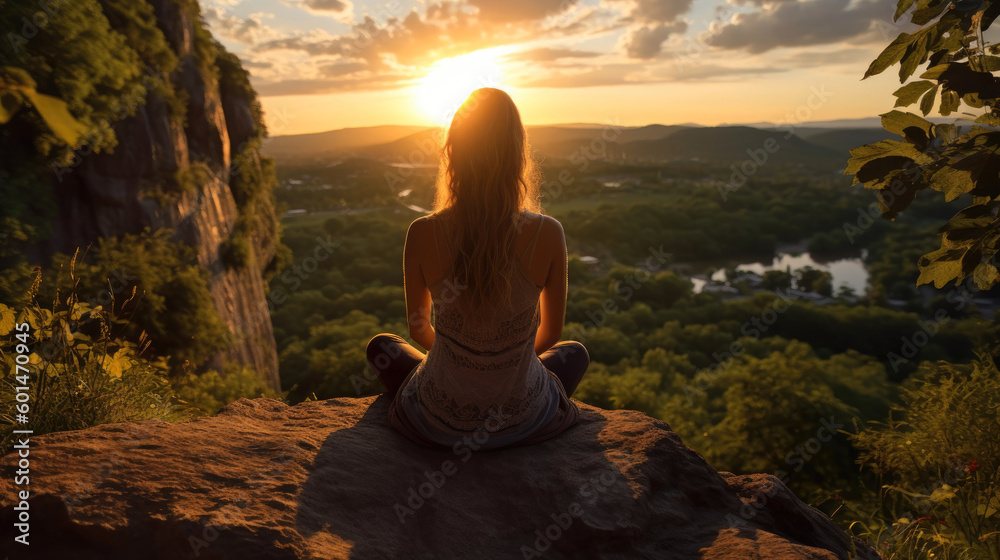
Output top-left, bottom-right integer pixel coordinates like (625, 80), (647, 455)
(968, 459), (980, 474)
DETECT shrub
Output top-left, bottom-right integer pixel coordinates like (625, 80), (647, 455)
(0, 265), (185, 452)
(172, 363), (282, 415)
(46, 228), (231, 376)
(846, 357), (1000, 559)
(221, 230), (253, 269)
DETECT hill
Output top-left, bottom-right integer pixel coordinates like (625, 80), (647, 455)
(792, 128), (897, 153)
(620, 126), (843, 164)
(262, 125), (433, 162)
(263, 123), (863, 166)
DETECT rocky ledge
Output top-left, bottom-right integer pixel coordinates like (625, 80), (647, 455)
(0, 396), (879, 559)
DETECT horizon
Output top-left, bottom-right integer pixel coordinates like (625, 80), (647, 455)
(201, 0), (923, 136)
(263, 116), (901, 139)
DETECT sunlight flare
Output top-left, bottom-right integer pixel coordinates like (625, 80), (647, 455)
(415, 47), (513, 125)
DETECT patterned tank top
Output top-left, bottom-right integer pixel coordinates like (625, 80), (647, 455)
(387, 211), (579, 449)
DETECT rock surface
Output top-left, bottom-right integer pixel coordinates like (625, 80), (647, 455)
(0, 397), (879, 560)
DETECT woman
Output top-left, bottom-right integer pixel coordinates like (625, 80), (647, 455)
(366, 87), (589, 450)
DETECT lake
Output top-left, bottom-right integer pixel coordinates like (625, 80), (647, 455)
(700, 249), (869, 295)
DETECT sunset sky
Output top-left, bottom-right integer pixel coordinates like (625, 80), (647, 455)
(200, 0), (920, 135)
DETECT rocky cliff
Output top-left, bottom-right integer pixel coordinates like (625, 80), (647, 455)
(19, 0), (281, 389)
(0, 396), (880, 559)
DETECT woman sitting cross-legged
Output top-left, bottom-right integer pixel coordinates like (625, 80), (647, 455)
(366, 87), (589, 450)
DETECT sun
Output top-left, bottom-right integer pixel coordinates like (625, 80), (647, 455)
(416, 47), (513, 126)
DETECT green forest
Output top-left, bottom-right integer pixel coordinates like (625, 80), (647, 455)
(1, 0), (1000, 557)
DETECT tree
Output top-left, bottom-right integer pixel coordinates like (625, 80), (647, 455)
(846, 0), (1000, 291)
(796, 266), (833, 296)
(762, 269), (793, 291)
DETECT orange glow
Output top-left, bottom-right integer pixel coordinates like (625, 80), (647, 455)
(415, 47), (514, 125)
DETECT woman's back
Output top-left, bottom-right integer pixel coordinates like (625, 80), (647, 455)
(388, 211), (579, 449)
(369, 88), (587, 450)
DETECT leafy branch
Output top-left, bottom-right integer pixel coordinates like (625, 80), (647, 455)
(0, 66), (86, 146)
(847, 0), (1000, 290)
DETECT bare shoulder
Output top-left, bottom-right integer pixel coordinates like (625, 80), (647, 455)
(404, 216), (436, 260)
(536, 213), (565, 240)
(531, 214), (565, 263)
(406, 215), (434, 238)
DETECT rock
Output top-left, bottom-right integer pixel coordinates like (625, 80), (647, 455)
(23, 0), (280, 390)
(0, 397), (879, 560)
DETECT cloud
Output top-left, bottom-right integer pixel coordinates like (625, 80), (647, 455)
(319, 61), (369, 76)
(703, 0), (893, 54)
(656, 63), (786, 81)
(221, 0), (882, 99)
(253, 72), (412, 95)
(503, 47), (602, 62)
(605, 0), (696, 23)
(619, 21), (686, 58)
(298, 0), (354, 24)
(304, 0), (348, 9)
(629, 0), (696, 22)
(777, 48), (874, 67)
(254, 1), (606, 68)
(203, 7), (281, 45)
(517, 64), (643, 88)
(240, 59), (274, 69)
(466, 0), (578, 22)
(515, 58), (783, 87)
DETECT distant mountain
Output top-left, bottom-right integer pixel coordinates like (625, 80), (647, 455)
(533, 138), (628, 161)
(528, 124), (686, 158)
(526, 126), (616, 147)
(616, 124), (690, 143)
(263, 125), (432, 162)
(358, 128), (445, 161)
(263, 122), (867, 166)
(793, 128), (897, 154)
(619, 126), (842, 163)
(729, 118), (886, 129)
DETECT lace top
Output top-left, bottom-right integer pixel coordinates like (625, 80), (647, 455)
(387, 211), (579, 449)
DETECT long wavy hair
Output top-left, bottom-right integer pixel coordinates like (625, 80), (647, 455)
(432, 87), (541, 318)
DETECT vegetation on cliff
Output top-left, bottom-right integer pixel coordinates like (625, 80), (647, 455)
(0, 0), (286, 386)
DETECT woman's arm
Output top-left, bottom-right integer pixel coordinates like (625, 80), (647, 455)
(403, 219), (435, 351)
(535, 217), (567, 355)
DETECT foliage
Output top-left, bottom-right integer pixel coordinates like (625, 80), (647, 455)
(32, 229), (231, 377)
(221, 230), (253, 269)
(846, 0), (1000, 291)
(0, 264), (185, 452)
(796, 266), (834, 296)
(0, 0), (178, 164)
(172, 161), (214, 193)
(846, 356), (1000, 559)
(0, 66), (87, 145)
(0, 0), (183, 248)
(279, 309), (407, 402)
(762, 269), (793, 291)
(173, 363), (282, 415)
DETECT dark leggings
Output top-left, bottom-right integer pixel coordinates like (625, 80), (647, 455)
(365, 334), (589, 399)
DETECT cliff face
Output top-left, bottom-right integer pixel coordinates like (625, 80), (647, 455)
(0, 396), (880, 560)
(33, 0), (280, 389)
